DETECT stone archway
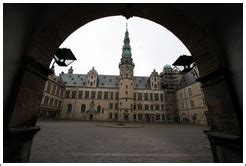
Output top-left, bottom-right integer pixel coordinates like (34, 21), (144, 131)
(4, 4), (242, 162)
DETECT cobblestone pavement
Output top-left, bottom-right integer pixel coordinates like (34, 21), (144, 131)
(29, 121), (213, 163)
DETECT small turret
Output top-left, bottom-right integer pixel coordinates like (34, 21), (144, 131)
(68, 66), (73, 74)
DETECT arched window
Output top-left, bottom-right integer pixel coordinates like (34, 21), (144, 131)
(81, 104), (86, 113)
(97, 105), (101, 113)
(67, 104), (72, 113)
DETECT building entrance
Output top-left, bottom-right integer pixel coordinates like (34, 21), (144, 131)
(124, 114), (129, 121)
(89, 114), (93, 121)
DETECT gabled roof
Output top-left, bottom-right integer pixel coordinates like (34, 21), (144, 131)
(60, 73), (150, 90)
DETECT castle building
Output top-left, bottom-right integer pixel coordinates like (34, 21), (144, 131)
(38, 26), (208, 124)
(175, 67), (208, 124)
(38, 72), (65, 120)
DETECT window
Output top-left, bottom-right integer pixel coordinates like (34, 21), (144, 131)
(145, 104), (149, 110)
(150, 93), (153, 101)
(126, 85), (128, 89)
(154, 93), (159, 101)
(125, 91), (128, 95)
(144, 93), (148, 100)
(154, 84), (157, 88)
(97, 91), (102, 99)
(133, 93), (136, 100)
(72, 91), (77, 99)
(81, 104), (86, 113)
(134, 104), (136, 110)
(156, 114), (160, 120)
(104, 92), (108, 99)
(138, 114), (143, 120)
(115, 113), (118, 119)
(190, 100), (195, 108)
(44, 96), (49, 105)
(109, 113), (112, 119)
(115, 103), (118, 109)
(110, 92), (114, 99)
(67, 104), (72, 113)
(155, 104), (160, 110)
(58, 100), (62, 108)
(151, 104), (154, 110)
(56, 87), (60, 96)
(161, 104), (164, 110)
(60, 89), (63, 97)
(162, 114), (165, 121)
(52, 84), (56, 95)
(138, 104), (142, 110)
(54, 99), (58, 107)
(78, 91), (83, 99)
(90, 82), (93, 86)
(49, 98), (54, 106)
(91, 91), (96, 99)
(85, 91), (89, 99)
(115, 92), (118, 99)
(133, 114), (136, 120)
(160, 93), (164, 101)
(65, 90), (70, 98)
(188, 88), (192, 96)
(97, 105), (101, 113)
(138, 93), (142, 100)
(109, 103), (113, 109)
(46, 82), (51, 93)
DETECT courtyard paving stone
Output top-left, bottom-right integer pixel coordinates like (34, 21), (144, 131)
(30, 120), (213, 163)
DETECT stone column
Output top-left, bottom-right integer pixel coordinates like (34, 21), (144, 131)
(4, 57), (52, 162)
(196, 54), (242, 162)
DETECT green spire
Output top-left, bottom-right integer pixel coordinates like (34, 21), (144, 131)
(122, 23), (132, 58)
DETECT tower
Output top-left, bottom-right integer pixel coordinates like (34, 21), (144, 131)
(118, 24), (135, 121)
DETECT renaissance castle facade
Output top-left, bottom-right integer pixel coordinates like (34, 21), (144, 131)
(38, 26), (208, 124)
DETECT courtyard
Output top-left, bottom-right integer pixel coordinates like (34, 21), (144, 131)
(30, 121), (213, 163)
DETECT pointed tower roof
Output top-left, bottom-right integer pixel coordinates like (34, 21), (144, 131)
(122, 23), (132, 58)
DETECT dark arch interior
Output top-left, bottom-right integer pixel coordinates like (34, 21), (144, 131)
(3, 3), (242, 163)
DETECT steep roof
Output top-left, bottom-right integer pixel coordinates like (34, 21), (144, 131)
(134, 76), (149, 89)
(60, 73), (150, 89)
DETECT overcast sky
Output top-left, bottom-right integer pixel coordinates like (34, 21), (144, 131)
(53, 16), (190, 76)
